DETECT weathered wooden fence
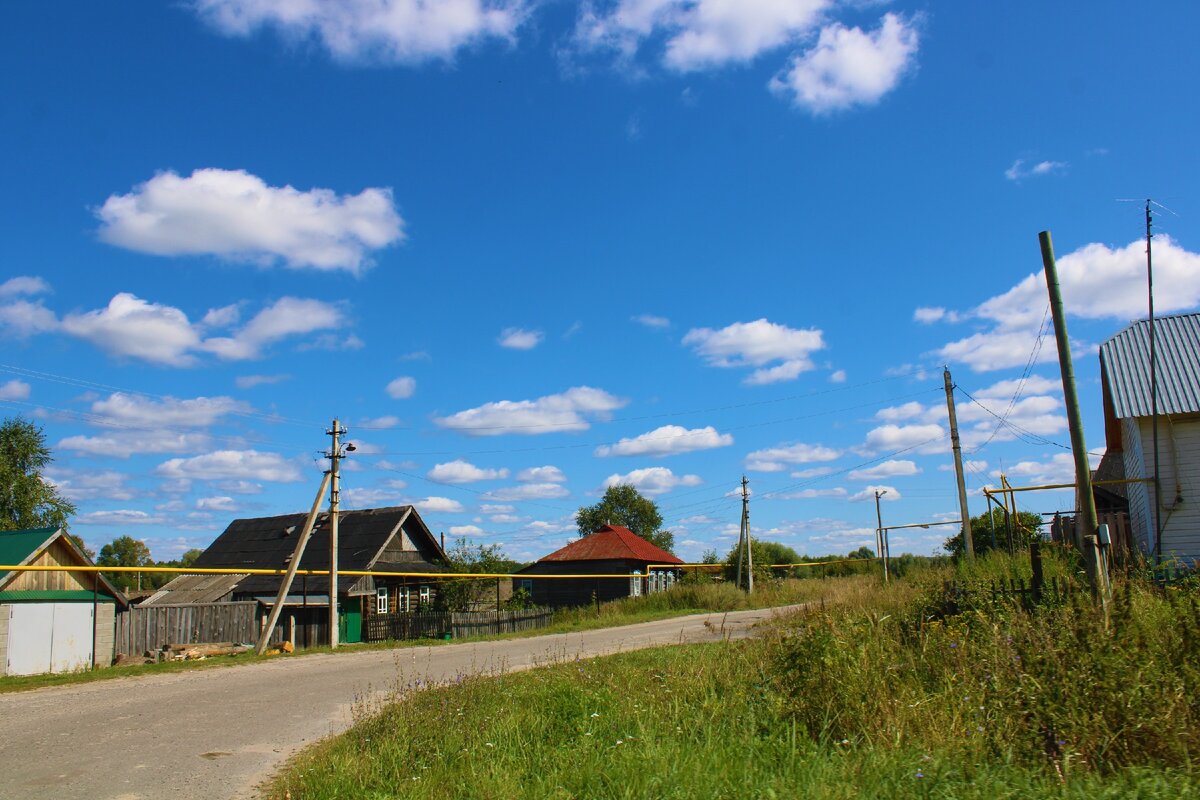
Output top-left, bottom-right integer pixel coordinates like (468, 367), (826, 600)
(364, 609), (553, 642)
(115, 602), (282, 656)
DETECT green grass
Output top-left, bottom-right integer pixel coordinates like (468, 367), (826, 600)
(267, 554), (1200, 799)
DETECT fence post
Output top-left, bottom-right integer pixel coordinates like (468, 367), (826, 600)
(1030, 538), (1044, 604)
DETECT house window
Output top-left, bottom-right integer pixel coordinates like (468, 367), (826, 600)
(397, 586), (411, 613)
(519, 579), (533, 593)
(419, 585), (431, 606)
(630, 569), (642, 597)
(376, 586), (389, 614)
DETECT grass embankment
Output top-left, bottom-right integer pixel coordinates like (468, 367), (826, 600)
(269, 552), (1200, 799)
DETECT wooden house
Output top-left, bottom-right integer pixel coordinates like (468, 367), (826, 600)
(0, 527), (126, 676)
(142, 506), (448, 645)
(516, 525), (683, 607)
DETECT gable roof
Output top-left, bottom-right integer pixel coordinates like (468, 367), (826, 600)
(535, 525), (683, 564)
(0, 526), (126, 603)
(190, 505), (446, 596)
(1100, 312), (1200, 418)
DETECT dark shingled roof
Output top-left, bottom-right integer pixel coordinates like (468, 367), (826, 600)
(535, 525), (684, 565)
(192, 505), (446, 596)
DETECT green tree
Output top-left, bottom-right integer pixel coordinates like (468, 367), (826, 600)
(67, 533), (96, 561)
(723, 539), (801, 583)
(438, 539), (518, 612)
(0, 417), (76, 531)
(944, 511), (1044, 558)
(848, 545), (875, 560)
(179, 548), (203, 568)
(575, 484), (675, 554)
(97, 535), (153, 591)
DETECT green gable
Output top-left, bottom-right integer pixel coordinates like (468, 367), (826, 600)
(0, 527), (59, 567)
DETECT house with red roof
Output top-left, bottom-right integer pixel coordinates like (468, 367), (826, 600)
(515, 525), (684, 607)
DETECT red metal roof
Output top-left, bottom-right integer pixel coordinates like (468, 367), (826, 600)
(537, 525), (684, 564)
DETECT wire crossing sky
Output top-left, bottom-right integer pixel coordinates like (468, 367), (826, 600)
(2, 1), (1199, 561)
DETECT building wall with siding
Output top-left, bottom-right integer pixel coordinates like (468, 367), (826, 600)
(95, 602), (115, 667)
(1122, 416), (1153, 553)
(0, 604), (8, 677)
(1123, 415), (1200, 565)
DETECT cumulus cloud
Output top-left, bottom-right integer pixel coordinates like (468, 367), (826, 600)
(862, 423), (946, 455)
(414, 496), (466, 513)
(1001, 452), (1099, 486)
(683, 318), (825, 384)
(847, 459), (920, 481)
(0, 298), (58, 338)
(780, 487), (847, 499)
(196, 496), (239, 512)
(0, 379), (30, 400)
(875, 400), (926, 422)
(744, 441), (840, 472)
(202, 297), (347, 360)
(235, 373), (290, 389)
(428, 459), (509, 483)
(848, 484), (901, 503)
(75, 510), (165, 526)
(435, 386), (626, 436)
(516, 465), (566, 483)
(46, 469), (135, 502)
(156, 449), (302, 482)
(96, 168), (403, 274)
(595, 424), (733, 457)
(358, 415), (402, 429)
(1005, 159), (1068, 182)
(483, 483), (571, 501)
(829, 369), (846, 383)
(194, 0), (529, 64)
(92, 392), (251, 429)
(58, 430), (212, 458)
(497, 327), (543, 350)
(448, 524), (485, 537)
(386, 376), (417, 399)
(0, 276), (50, 297)
(769, 14), (919, 113)
(633, 314), (670, 329)
(602, 467), (702, 496)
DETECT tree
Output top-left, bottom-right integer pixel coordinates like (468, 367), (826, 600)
(576, 484), (675, 554)
(67, 534), (96, 561)
(944, 510), (1044, 558)
(438, 539), (518, 611)
(0, 417), (76, 531)
(179, 549), (203, 568)
(848, 546), (875, 560)
(97, 535), (153, 591)
(722, 539), (800, 583)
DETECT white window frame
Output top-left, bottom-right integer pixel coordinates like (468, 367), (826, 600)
(630, 569), (643, 597)
(376, 586), (389, 614)
(419, 585), (431, 606)
(397, 586), (411, 613)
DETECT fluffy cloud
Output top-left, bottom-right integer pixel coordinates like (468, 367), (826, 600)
(744, 441), (840, 472)
(1005, 159), (1068, 182)
(414, 496), (466, 513)
(875, 400), (926, 422)
(386, 376), (417, 399)
(0, 276), (50, 297)
(358, 415), (402, 429)
(862, 423), (945, 454)
(156, 450), (303, 482)
(497, 327), (543, 350)
(683, 318), (825, 384)
(428, 459), (509, 483)
(448, 524), (485, 537)
(97, 168), (403, 274)
(203, 297), (347, 360)
(780, 487), (847, 499)
(595, 424), (733, 457)
(0, 379), (30, 400)
(603, 467), (702, 496)
(92, 392), (251, 428)
(46, 469), (135, 502)
(196, 496), (239, 512)
(343, 485), (408, 508)
(235, 373), (291, 389)
(632, 314), (670, 329)
(483, 483), (571, 501)
(847, 459), (920, 481)
(848, 484), (901, 503)
(829, 369), (846, 383)
(769, 14), (919, 113)
(480, 504), (515, 514)
(195, 0), (529, 64)
(435, 386), (626, 436)
(998, 452), (1099, 486)
(75, 510), (165, 526)
(0, 298), (58, 338)
(937, 236), (1200, 371)
(58, 430), (212, 458)
(516, 465), (566, 483)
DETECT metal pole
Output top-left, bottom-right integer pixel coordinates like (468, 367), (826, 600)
(1039, 230), (1109, 610)
(874, 490), (888, 582)
(1146, 201), (1164, 563)
(735, 476), (746, 591)
(944, 368), (974, 558)
(745, 478), (753, 595)
(329, 418), (343, 649)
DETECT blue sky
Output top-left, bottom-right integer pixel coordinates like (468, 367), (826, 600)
(3, 0), (1199, 563)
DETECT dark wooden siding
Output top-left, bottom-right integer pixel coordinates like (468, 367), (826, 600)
(518, 559), (645, 607)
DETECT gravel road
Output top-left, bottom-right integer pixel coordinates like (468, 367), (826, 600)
(0, 606), (796, 800)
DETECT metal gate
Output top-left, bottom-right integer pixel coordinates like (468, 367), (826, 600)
(7, 603), (93, 676)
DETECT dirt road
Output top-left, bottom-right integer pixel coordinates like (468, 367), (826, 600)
(0, 606), (795, 800)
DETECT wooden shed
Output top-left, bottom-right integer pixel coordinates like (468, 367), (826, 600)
(0, 527), (126, 676)
(516, 525), (683, 607)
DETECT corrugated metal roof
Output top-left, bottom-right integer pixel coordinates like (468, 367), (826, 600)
(535, 525), (684, 564)
(138, 573), (247, 606)
(1100, 312), (1200, 418)
(0, 590), (119, 603)
(0, 527), (58, 568)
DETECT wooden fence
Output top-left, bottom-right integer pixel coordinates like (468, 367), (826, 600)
(115, 602), (282, 656)
(364, 609), (553, 642)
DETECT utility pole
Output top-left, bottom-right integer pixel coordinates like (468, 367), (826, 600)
(1146, 200), (1164, 563)
(327, 418), (350, 649)
(742, 476), (753, 594)
(874, 489), (888, 582)
(944, 368), (974, 559)
(734, 477), (746, 591)
(1039, 231), (1109, 611)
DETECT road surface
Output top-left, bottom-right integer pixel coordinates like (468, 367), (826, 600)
(0, 606), (796, 800)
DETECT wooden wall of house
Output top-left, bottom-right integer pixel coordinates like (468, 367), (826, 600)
(362, 578), (438, 617)
(521, 560), (641, 608)
(4, 539), (107, 594)
(1124, 415), (1200, 564)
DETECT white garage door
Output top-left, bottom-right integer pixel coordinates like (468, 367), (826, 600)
(7, 603), (94, 676)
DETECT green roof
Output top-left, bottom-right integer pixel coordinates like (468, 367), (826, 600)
(0, 590), (117, 603)
(0, 527), (58, 567)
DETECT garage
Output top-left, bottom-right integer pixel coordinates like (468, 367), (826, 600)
(6, 601), (96, 676)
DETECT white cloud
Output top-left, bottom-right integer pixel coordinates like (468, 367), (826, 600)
(92, 392), (251, 429)
(0, 276), (50, 297)
(201, 304), (240, 329)
(435, 386), (626, 436)
(235, 373), (291, 389)
(744, 441), (840, 472)
(58, 430), (211, 458)
(848, 484), (901, 503)
(343, 486), (408, 508)
(45, 469), (135, 502)
(975, 375), (1060, 400)
(780, 487), (847, 499)
(214, 480), (263, 494)
(633, 314), (670, 329)
(829, 369), (846, 383)
(385, 376), (417, 400)
(863, 423), (945, 454)
(358, 415), (401, 429)
(595, 424), (733, 457)
(913, 306), (947, 324)
(428, 459), (509, 483)
(480, 504), (514, 514)
(1005, 159), (1068, 182)
(1000, 453), (1098, 486)
(156, 449), (303, 482)
(490, 514), (523, 524)
(875, 401), (926, 422)
(937, 236), (1200, 371)
(195, 0), (529, 64)
(0, 298), (58, 338)
(603, 467), (702, 496)
(448, 525), (485, 537)
(847, 459), (920, 481)
(0, 379), (30, 400)
(683, 318), (825, 384)
(202, 297), (347, 360)
(75, 510), (165, 526)
(498, 327), (543, 350)
(769, 13), (919, 113)
(790, 466), (834, 479)
(414, 496), (466, 513)
(97, 168), (403, 274)
(196, 496), (239, 512)
(483, 483), (571, 501)
(516, 465), (566, 483)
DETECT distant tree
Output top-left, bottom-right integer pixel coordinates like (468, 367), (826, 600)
(723, 540), (801, 583)
(438, 539), (518, 612)
(0, 417), (76, 531)
(848, 546), (875, 560)
(576, 484), (675, 554)
(700, 549), (719, 564)
(97, 535), (153, 591)
(944, 511), (1044, 558)
(67, 533), (96, 561)
(179, 549), (203, 568)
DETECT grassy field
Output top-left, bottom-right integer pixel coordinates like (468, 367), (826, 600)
(268, 552), (1199, 799)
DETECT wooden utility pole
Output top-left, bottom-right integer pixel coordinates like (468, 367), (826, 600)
(327, 418), (349, 649)
(256, 471), (331, 655)
(737, 476), (753, 593)
(1039, 230), (1110, 610)
(944, 368), (974, 559)
(874, 489), (888, 582)
(734, 477), (746, 591)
